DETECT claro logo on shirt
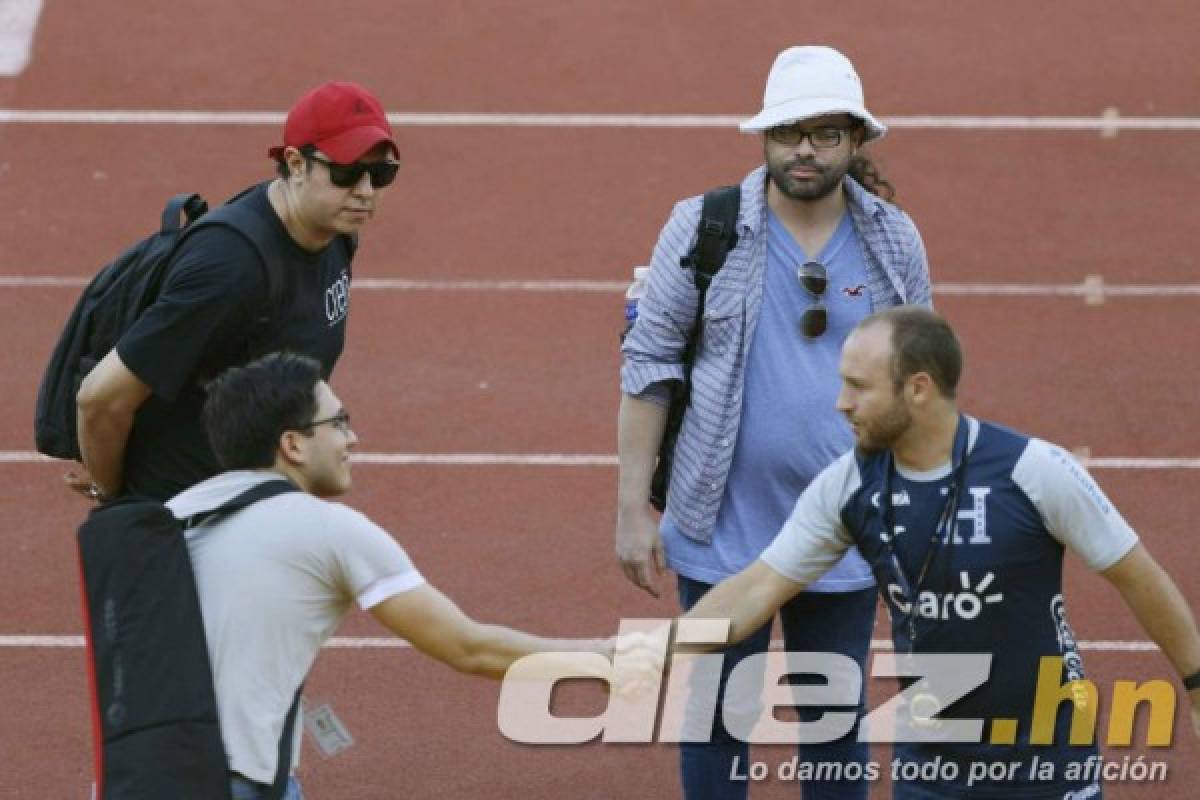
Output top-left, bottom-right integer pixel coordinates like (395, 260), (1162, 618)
(325, 270), (350, 326)
(886, 571), (1004, 621)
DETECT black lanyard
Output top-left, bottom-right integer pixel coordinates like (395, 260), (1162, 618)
(880, 415), (970, 649)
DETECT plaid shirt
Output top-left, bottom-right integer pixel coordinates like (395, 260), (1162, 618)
(620, 165), (932, 543)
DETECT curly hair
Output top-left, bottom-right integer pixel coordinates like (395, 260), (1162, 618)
(848, 151), (896, 203)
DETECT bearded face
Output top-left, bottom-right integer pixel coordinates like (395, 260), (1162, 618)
(763, 114), (862, 203)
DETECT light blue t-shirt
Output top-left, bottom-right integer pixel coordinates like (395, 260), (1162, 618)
(663, 209), (875, 590)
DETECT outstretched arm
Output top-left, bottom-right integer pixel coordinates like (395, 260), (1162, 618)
(1101, 543), (1200, 736)
(681, 559), (806, 648)
(370, 584), (612, 680)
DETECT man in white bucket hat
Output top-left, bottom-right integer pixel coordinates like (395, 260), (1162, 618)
(618, 45), (932, 799)
(741, 46), (888, 139)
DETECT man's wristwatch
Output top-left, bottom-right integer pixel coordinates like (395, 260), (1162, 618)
(1183, 669), (1200, 692)
(87, 483), (108, 502)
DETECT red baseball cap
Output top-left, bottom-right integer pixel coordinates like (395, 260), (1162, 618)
(268, 81), (397, 164)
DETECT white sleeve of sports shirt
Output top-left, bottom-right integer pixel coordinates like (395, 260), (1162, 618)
(1013, 439), (1140, 571)
(761, 450), (860, 584)
(322, 503), (427, 608)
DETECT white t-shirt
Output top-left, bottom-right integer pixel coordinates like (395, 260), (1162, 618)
(167, 470), (424, 783)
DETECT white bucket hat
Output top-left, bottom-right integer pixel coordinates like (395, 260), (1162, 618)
(740, 46), (886, 142)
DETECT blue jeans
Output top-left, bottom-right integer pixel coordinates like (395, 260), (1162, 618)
(677, 576), (876, 800)
(230, 773), (305, 800)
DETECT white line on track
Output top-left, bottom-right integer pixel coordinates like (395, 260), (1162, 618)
(0, 635), (1161, 652)
(2, 451), (1199, 469)
(3, 275), (1200, 298)
(0, 635), (416, 649)
(351, 453), (617, 466)
(353, 278), (629, 292)
(934, 283), (1200, 297)
(2, 110), (1200, 131)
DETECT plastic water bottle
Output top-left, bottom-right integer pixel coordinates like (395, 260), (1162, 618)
(622, 266), (650, 341)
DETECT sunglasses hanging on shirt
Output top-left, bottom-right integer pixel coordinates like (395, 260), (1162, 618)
(796, 261), (828, 339)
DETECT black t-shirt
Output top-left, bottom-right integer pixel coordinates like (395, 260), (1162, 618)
(116, 182), (353, 500)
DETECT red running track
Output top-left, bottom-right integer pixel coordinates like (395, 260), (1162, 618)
(1, 2), (1198, 797)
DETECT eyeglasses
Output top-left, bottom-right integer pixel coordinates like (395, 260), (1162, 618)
(306, 153), (400, 189)
(796, 261), (828, 339)
(297, 410), (352, 433)
(767, 124), (852, 149)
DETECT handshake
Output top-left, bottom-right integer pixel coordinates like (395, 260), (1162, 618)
(612, 625), (673, 697)
(497, 619), (732, 745)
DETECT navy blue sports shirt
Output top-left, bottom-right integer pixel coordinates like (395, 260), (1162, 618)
(762, 417), (1138, 798)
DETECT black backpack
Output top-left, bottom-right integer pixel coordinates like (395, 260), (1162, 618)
(648, 184), (741, 511)
(77, 479), (301, 799)
(33, 190), (286, 462)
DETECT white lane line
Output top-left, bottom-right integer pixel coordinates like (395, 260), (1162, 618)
(935, 283), (1200, 297)
(351, 453), (616, 466)
(3, 451), (1199, 469)
(3, 275), (1200, 298)
(1086, 458), (1200, 469)
(2, 110), (1200, 131)
(0, 635), (82, 647)
(0, 635), (1161, 652)
(0, 451), (617, 467)
(0, 0), (44, 76)
(353, 278), (629, 291)
(0, 276), (92, 287)
(864, 640), (1159, 652)
(0, 635), (414, 649)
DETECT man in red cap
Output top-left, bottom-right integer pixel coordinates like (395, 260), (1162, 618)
(73, 81), (401, 503)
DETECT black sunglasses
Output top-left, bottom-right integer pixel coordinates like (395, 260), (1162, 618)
(796, 261), (828, 339)
(306, 153), (400, 189)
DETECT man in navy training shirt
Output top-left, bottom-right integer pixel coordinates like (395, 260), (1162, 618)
(668, 306), (1200, 799)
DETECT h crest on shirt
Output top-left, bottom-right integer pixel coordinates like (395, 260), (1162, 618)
(882, 486), (993, 546)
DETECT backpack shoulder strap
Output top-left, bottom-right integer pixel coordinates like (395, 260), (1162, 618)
(186, 189), (287, 315)
(679, 184), (741, 291)
(264, 686), (304, 800)
(160, 193), (209, 233)
(174, 475), (302, 797)
(180, 478), (298, 529)
(675, 184), (742, 385)
(125, 193), (216, 311)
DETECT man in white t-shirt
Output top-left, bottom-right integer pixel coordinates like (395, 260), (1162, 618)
(171, 352), (614, 799)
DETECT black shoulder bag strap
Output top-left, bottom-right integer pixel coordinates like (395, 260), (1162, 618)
(648, 184), (740, 511)
(265, 687), (304, 800)
(130, 193), (212, 311)
(677, 184), (741, 394)
(162, 193), (210, 233)
(180, 477), (298, 530)
(180, 478), (303, 799)
(199, 188), (288, 318)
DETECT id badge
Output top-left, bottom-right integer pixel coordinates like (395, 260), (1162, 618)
(302, 701), (355, 757)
